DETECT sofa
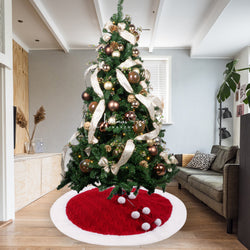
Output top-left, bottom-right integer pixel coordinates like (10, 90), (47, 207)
(175, 145), (239, 234)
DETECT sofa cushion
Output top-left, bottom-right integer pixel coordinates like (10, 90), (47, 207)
(210, 146), (238, 172)
(174, 154), (195, 167)
(188, 175), (223, 202)
(176, 167), (221, 182)
(186, 151), (216, 170)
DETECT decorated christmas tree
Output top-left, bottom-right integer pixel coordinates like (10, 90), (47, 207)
(58, 0), (178, 198)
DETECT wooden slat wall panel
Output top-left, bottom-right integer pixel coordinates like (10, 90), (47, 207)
(13, 40), (29, 154)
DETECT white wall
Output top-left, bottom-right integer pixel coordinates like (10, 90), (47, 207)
(233, 47), (250, 146)
(29, 49), (231, 154)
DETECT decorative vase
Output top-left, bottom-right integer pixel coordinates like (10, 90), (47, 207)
(25, 141), (36, 154)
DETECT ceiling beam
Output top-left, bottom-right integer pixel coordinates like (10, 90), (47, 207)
(29, 0), (69, 53)
(191, 0), (231, 57)
(93, 0), (104, 33)
(149, 0), (165, 53)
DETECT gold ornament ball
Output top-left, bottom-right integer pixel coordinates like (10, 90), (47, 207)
(118, 44), (124, 51)
(104, 81), (113, 90)
(84, 121), (91, 130)
(133, 121), (145, 134)
(147, 139), (154, 146)
(128, 71), (140, 84)
(79, 159), (91, 173)
(133, 31), (140, 41)
(81, 91), (91, 101)
(124, 111), (136, 121)
(108, 100), (119, 111)
(105, 45), (113, 55)
(154, 163), (166, 176)
(132, 68), (140, 74)
(105, 145), (112, 152)
(148, 146), (158, 156)
(139, 160), (148, 168)
(103, 64), (110, 72)
(99, 122), (108, 132)
(112, 50), (120, 57)
(127, 94), (136, 103)
(131, 100), (140, 108)
(89, 101), (98, 113)
(108, 116), (116, 125)
(129, 24), (136, 33)
(132, 48), (139, 57)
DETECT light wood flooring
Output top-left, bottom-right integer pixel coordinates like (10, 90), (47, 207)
(0, 185), (246, 250)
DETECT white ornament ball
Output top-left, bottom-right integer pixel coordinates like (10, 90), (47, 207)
(131, 211), (140, 219)
(128, 192), (136, 200)
(168, 168), (173, 172)
(154, 218), (162, 226)
(112, 50), (120, 57)
(104, 81), (113, 90)
(108, 116), (116, 125)
(142, 207), (151, 215)
(103, 33), (111, 42)
(141, 222), (151, 231)
(117, 196), (126, 204)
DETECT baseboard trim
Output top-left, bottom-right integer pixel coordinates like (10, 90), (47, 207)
(0, 219), (13, 229)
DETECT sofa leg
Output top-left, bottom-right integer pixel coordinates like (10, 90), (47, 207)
(178, 183), (181, 189)
(227, 219), (233, 234)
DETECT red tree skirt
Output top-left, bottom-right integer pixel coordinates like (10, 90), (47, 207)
(66, 187), (172, 235)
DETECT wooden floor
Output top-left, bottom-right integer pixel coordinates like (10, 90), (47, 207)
(0, 185), (246, 250)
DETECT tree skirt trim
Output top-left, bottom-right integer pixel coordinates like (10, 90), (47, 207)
(66, 187), (172, 235)
(50, 186), (187, 246)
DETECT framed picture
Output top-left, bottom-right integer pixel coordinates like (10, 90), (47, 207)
(240, 84), (247, 102)
(237, 104), (244, 117)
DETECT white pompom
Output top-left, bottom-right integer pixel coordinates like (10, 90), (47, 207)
(141, 222), (151, 231)
(128, 192), (136, 200)
(117, 196), (126, 204)
(154, 218), (162, 226)
(142, 207), (151, 215)
(131, 211), (140, 219)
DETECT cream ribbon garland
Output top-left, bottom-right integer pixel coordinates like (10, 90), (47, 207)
(98, 157), (110, 173)
(111, 139), (135, 175)
(90, 68), (103, 98)
(104, 21), (137, 45)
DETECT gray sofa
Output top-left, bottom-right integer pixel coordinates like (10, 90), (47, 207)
(175, 145), (239, 234)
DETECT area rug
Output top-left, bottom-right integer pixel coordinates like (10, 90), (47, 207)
(50, 186), (187, 246)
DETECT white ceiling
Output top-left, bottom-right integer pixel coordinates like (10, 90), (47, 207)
(12, 0), (250, 58)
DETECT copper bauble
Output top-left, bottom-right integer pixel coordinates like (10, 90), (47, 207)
(131, 100), (140, 108)
(108, 100), (119, 111)
(103, 64), (111, 72)
(99, 122), (109, 132)
(124, 111), (136, 121)
(81, 91), (91, 101)
(148, 145), (158, 156)
(128, 71), (140, 84)
(129, 24), (136, 33)
(134, 31), (140, 41)
(118, 44), (124, 51)
(154, 163), (166, 176)
(79, 159), (91, 173)
(132, 48), (139, 57)
(133, 121), (145, 133)
(105, 45), (113, 55)
(89, 101), (98, 113)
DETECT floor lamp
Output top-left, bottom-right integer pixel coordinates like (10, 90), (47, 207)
(219, 102), (232, 146)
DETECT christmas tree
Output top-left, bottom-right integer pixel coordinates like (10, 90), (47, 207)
(58, 0), (178, 198)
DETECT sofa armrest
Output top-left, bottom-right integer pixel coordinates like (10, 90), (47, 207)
(223, 163), (239, 219)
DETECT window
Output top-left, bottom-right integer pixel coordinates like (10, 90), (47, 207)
(142, 57), (172, 124)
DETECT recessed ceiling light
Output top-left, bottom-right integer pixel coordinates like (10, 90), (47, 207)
(35, 39), (40, 42)
(18, 20), (23, 23)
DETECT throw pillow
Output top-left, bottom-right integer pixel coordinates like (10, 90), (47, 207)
(182, 154), (195, 167)
(186, 151), (216, 170)
(211, 146), (238, 172)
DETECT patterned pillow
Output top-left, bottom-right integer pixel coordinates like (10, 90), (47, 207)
(186, 151), (216, 170)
